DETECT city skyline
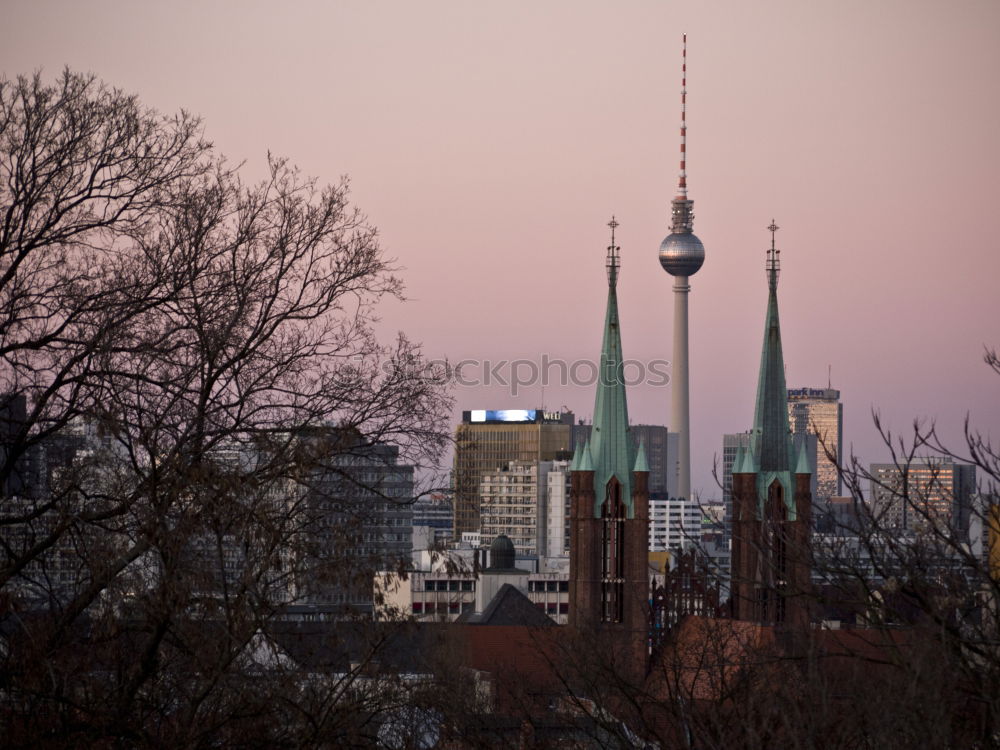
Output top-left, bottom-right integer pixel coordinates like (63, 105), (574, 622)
(3, 1), (998, 498)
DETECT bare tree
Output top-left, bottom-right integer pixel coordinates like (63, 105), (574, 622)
(0, 71), (452, 745)
(806, 351), (1000, 746)
(0, 69), (211, 593)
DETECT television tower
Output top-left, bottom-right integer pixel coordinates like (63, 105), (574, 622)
(659, 34), (705, 501)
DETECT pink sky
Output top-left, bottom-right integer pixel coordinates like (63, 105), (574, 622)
(4, 0), (999, 498)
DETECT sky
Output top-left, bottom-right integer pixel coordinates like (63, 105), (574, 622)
(3, 0), (999, 499)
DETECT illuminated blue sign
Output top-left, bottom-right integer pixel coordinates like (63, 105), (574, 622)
(465, 409), (565, 424)
(469, 409), (538, 423)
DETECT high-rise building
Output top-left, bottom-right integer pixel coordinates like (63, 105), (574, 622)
(2, 418), (125, 604)
(545, 459), (572, 558)
(452, 409), (573, 538)
(569, 219), (649, 679)
(481, 460), (544, 556)
(730, 224), (812, 628)
(293, 429), (415, 614)
(412, 493), (453, 547)
(788, 387), (843, 500)
(658, 35), (705, 502)
(869, 458), (976, 534)
(648, 493), (702, 553)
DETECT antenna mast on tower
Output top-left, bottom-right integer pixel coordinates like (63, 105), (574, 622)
(658, 35), (706, 502)
(678, 33), (688, 200)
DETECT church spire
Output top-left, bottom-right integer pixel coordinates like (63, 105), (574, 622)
(588, 216), (635, 516)
(730, 222), (813, 627)
(750, 221), (796, 483)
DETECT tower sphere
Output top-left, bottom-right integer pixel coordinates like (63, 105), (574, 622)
(659, 232), (705, 277)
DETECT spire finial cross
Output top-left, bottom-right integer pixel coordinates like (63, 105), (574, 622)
(606, 215), (620, 287)
(766, 219), (781, 287)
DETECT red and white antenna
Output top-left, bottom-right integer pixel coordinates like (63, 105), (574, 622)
(678, 33), (688, 199)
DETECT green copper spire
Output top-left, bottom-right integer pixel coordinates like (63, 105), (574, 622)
(749, 221), (797, 515)
(732, 443), (747, 474)
(633, 439), (649, 473)
(795, 438), (813, 475)
(585, 217), (636, 517)
(579, 438), (594, 472)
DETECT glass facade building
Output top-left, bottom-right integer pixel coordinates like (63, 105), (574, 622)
(869, 458), (976, 533)
(787, 387), (843, 500)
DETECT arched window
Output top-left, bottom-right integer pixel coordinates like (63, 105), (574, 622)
(600, 477), (626, 623)
(765, 479), (787, 622)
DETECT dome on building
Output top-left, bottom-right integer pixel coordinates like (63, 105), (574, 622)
(488, 534), (516, 571)
(659, 232), (705, 277)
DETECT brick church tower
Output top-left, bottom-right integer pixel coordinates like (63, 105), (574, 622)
(730, 222), (812, 629)
(569, 219), (650, 672)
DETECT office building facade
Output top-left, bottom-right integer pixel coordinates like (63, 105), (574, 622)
(649, 493), (702, 553)
(453, 409), (573, 538)
(293, 429), (415, 614)
(869, 458), (976, 534)
(545, 460), (573, 558)
(788, 387), (843, 500)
